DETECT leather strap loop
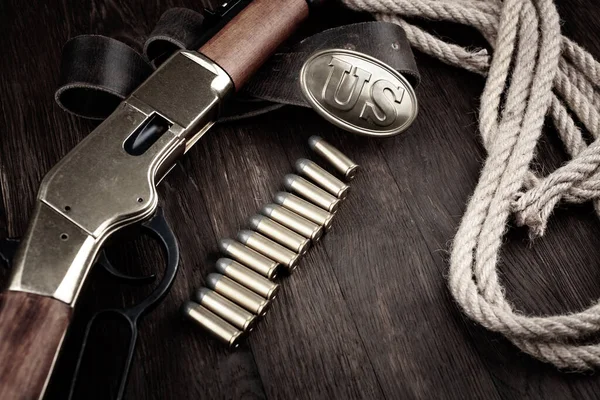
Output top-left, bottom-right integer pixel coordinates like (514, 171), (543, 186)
(144, 8), (206, 67)
(55, 35), (152, 120)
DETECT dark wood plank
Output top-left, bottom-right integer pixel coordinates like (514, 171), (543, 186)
(2, 0), (600, 399)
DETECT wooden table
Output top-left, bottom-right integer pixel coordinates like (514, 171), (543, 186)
(1, 0), (600, 398)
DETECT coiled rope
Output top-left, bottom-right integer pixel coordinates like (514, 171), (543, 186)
(341, 0), (600, 370)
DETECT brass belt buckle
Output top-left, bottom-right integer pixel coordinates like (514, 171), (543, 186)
(300, 48), (418, 137)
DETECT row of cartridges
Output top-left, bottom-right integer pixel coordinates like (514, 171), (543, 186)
(182, 136), (359, 347)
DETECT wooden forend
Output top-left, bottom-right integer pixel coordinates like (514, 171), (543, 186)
(200, 0), (310, 90)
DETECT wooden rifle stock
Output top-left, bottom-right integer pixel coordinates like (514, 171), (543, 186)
(0, 292), (71, 399)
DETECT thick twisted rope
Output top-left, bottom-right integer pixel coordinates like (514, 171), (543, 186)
(341, 0), (600, 370)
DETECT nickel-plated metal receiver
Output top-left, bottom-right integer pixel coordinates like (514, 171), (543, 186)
(8, 50), (233, 305)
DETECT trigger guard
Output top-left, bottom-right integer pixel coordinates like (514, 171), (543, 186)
(124, 206), (180, 317)
(97, 207), (178, 288)
(139, 207), (179, 282)
(96, 251), (156, 284)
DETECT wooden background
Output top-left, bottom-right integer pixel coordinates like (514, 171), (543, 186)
(2, 0), (600, 399)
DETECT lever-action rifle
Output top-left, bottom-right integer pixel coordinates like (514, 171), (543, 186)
(0, 0), (321, 398)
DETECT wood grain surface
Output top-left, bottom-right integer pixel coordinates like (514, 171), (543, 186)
(0, 292), (72, 400)
(1, 0), (600, 399)
(200, 0), (309, 89)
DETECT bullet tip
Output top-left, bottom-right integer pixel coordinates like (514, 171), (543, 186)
(283, 174), (298, 188)
(237, 230), (253, 243)
(273, 192), (288, 205)
(218, 238), (233, 252)
(248, 214), (263, 229)
(206, 273), (222, 289)
(196, 287), (210, 302)
(308, 135), (322, 149)
(215, 258), (233, 273)
(261, 204), (276, 216)
(295, 158), (310, 171)
(181, 301), (197, 317)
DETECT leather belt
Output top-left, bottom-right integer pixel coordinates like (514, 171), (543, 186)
(55, 7), (420, 122)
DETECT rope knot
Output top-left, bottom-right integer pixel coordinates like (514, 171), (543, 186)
(512, 199), (548, 238)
